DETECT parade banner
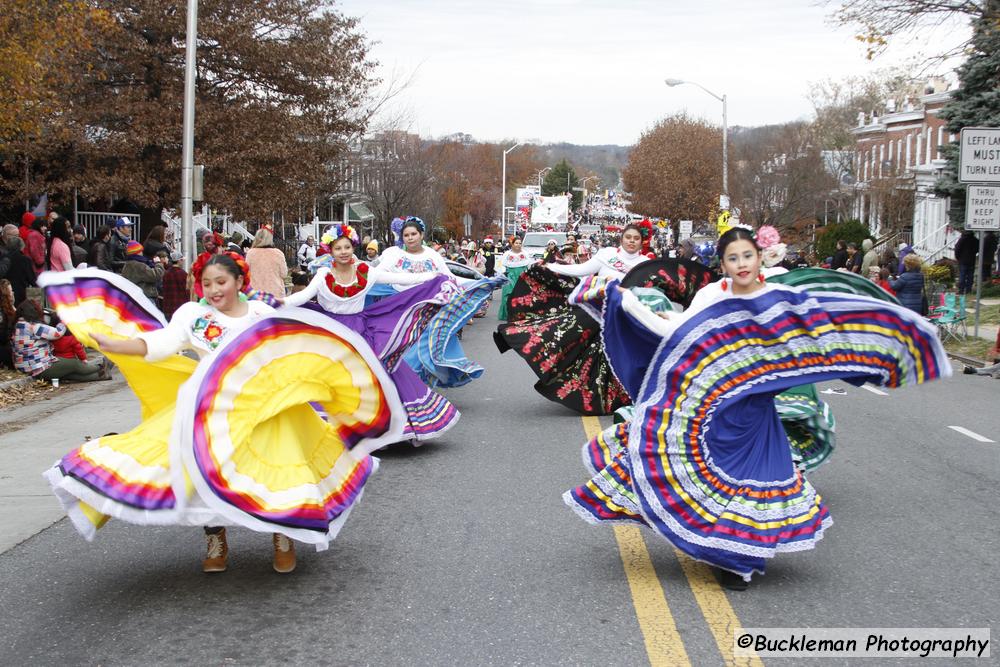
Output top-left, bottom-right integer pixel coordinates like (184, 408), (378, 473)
(516, 186), (540, 222)
(531, 195), (570, 227)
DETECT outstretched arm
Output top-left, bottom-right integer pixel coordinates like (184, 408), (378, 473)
(91, 333), (149, 357)
(547, 255), (603, 277)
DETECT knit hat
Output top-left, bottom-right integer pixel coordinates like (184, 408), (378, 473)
(169, 251), (184, 263)
(21, 212), (35, 226)
(366, 240), (379, 252)
(73, 224), (86, 235)
(125, 240), (143, 255)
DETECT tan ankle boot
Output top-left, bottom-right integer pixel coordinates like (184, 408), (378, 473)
(272, 533), (296, 573)
(202, 529), (228, 573)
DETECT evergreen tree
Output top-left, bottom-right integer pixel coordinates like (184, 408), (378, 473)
(935, 1), (1000, 227)
(541, 159), (581, 209)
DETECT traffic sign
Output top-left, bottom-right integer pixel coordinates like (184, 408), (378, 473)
(965, 185), (1000, 231)
(959, 127), (1000, 183)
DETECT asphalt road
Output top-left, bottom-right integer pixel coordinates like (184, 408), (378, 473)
(0, 300), (996, 666)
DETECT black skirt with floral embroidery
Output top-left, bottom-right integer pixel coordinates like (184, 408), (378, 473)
(493, 265), (630, 415)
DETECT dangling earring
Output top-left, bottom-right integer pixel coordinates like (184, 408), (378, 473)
(720, 276), (729, 291)
(757, 273), (766, 284)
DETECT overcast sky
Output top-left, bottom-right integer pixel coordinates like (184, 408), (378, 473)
(337, 0), (970, 146)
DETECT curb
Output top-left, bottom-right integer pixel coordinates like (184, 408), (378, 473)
(947, 352), (989, 368)
(0, 376), (36, 392)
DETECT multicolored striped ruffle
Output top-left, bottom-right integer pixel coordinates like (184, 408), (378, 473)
(404, 276), (506, 388)
(39, 269), (196, 419)
(174, 308), (406, 542)
(566, 284), (949, 578)
(399, 381), (460, 441)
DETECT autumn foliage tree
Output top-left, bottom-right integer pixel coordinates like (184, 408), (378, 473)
(2, 0), (375, 219)
(623, 113), (723, 220)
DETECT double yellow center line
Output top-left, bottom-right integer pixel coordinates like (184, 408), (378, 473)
(581, 416), (763, 667)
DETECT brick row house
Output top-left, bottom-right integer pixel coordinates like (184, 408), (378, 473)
(850, 83), (959, 261)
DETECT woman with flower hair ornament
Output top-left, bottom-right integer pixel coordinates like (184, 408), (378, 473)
(378, 216), (506, 388)
(284, 224), (463, 442)
(564, 225), (949, 590)
(41, 253), (407, 574)
(493, 223), (659, 415)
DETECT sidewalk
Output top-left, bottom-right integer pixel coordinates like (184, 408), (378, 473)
(0, 375), (138, 553)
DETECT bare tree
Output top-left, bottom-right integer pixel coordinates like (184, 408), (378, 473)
(829, 0), (993, 61)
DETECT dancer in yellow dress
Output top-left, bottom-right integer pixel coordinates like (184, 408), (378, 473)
(40, 254), (407, 573)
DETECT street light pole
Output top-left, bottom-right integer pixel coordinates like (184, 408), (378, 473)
(501, 142), (521, 239)
(537, 167), (551, 190)
(664, 78), (728, 201)
(181, 0), (199, 270)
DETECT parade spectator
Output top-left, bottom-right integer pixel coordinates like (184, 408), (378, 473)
(896, 242), (913, 275)
(480, 237), (497, 277)
(87, 225), (113, 271)
(860, 238), (878, 278)
(18, 212), (36, 242)
(3, 224), (19, 248)
(890, 253), (926, 314)
(107, 217), (134, 272)
(297, 235), (317, 269)
(846, 242), (862, 274)
(542, 240), (562, 264)
(161, 252), (189, 320)
(831, 240), (848, 270)
(46, 217), (75, 272)
(23, 217), (47, 276)
(48, 312), (88, 363)
(143, 225), (170, 259)
(245, 227), (287, 297)
(984, 231), (998, 279)
(71, 225), (89, 266)
(0, 280), (15, 369)
(877, 268), (895, 296)
(2, 237), (36, 303)
(365, 240), (380, 266)
(289, 270), (311, 295)
(121, 240), (164, 300)
(12, 299), (108, 382)
(954, 230), (978, 295)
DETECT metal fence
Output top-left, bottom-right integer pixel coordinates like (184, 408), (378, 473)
(74, 211), (141, 241)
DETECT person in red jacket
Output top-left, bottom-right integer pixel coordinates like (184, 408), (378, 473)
(49, 313), (88, 362)
(23, 217), (47, 276)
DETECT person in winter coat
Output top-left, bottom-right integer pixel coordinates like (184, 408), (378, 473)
(896, 243), (914, 276)
(954, 230), (978, 295)
(143, 225), (170, 260)
(2, 237), (36, 303)
(830, 240), (849, 270)
(120, 240), (164, 300)
(245, 227), (287, 297)
(860, 238), (878, 278)
(86, 225), (113, 271)
(890, 253), (925, 314)
(107, 218), (134, 272)
(24, 218), (47, 276)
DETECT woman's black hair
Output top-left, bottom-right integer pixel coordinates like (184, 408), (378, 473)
(15, 299), (45, 323)
(622, 223), (644, 238)
(716, 227), (759, 259)
(203, 253), (244, 281)
(400, 220), (424, 238)
(46, 217), (74, 269)
(96, 224), (112, 241)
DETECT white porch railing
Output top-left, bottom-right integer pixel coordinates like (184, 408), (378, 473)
(74, 211), (141, 240)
